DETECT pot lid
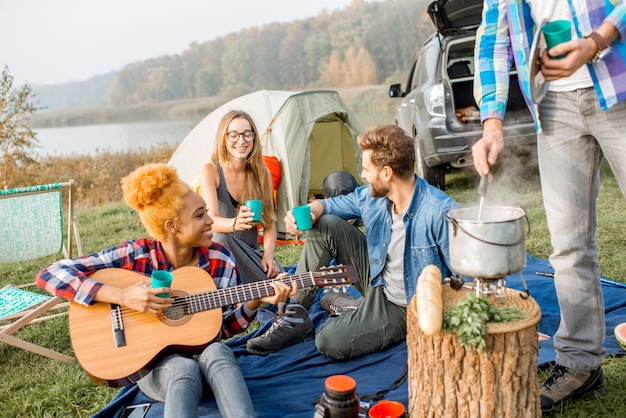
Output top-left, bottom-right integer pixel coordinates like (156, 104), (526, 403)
(427, 0), (483, 35)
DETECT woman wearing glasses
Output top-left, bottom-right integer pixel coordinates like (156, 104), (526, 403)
(198, 110), (315, 355)
(199, 110), (280, 284)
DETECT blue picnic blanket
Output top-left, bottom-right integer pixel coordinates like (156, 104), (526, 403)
(93, 254), (626, 418)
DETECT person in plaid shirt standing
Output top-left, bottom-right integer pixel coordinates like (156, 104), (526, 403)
(37, 163), (296, 418)
(472, 0), (626, 414)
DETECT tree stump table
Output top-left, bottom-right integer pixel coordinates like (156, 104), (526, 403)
(407, 286), (542, 418)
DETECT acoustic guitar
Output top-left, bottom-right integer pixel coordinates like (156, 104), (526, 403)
(68, 265), (357, 387)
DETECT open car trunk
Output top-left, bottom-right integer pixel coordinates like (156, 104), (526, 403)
(428, 0), (483, 35)
(445, 37), (533, 125)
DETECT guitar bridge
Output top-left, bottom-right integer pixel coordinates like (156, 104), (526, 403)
(110, 304), (126, 347)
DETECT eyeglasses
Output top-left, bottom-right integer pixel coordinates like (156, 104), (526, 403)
(226, 130), (255, 143)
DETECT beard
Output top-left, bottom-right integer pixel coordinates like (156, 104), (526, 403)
(369, 181), (389, 198)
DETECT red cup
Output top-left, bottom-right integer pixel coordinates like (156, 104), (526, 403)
(368, 400), (405, 418)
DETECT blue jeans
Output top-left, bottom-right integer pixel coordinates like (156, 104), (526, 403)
(137, 343), (256, 418)
(538, 88), (626, 371)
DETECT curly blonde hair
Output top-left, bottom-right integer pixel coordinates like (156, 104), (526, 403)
(121, 163), (192, 241)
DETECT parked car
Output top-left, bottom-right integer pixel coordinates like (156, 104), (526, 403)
(389, 0), (537, 189)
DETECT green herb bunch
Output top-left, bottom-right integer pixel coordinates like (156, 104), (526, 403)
(442, 294), (526, 351)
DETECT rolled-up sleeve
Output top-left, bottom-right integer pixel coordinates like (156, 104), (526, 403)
(606, 2), (626, 41)
(36, 241), (142, 306)
(474, 0), (514, 122)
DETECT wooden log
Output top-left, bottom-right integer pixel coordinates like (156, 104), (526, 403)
(407, 286), (542, 418)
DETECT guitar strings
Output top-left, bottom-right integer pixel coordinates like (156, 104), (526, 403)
(109, 267), (350, 318)
(167, 269), (349, 312)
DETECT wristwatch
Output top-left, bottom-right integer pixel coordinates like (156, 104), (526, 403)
(587, 31), (611, 63)
(229, 217), (236, 231)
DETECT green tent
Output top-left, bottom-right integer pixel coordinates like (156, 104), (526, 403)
(168, 90), (364, 237)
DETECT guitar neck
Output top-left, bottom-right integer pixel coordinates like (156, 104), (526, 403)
(180, 271), (318, 314)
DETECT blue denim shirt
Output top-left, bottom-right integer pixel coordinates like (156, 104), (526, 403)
(321, 175), (460, 304)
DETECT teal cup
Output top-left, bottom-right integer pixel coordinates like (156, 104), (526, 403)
(542, 20), (571, 59)
(293, 205), (312, 231)
(245, 199), (262, 222)
(151, 270), (173, 298)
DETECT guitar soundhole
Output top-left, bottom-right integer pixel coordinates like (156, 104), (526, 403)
(158, 291), (192, 326)
(163, 305), (186, 321)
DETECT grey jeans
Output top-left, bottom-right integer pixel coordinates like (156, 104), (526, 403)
(293, 214), (407, 360)
(538, 88), (626, 371)
(137, 343), (256, 418)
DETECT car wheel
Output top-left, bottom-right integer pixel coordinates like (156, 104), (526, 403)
(416, 142), (446, 190)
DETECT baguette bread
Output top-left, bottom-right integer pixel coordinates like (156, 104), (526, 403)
(416, 264), (443, 335)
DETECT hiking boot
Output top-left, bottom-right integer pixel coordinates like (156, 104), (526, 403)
(246, 304), (315, 356)
(320, 292), (363, 316)
(540, 364), (606, 414)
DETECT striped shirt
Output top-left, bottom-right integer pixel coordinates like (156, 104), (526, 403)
(474, 0), (626, 130)
(36, 238), (252, 338)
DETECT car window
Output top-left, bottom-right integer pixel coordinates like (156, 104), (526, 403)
(405, 60), (416, 92)
(446, 38), (475, 79)
(411, 55), (425, 91)
(411, 40), (439, 91)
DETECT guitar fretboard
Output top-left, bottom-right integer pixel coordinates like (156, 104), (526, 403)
(171, 270), (345, 315)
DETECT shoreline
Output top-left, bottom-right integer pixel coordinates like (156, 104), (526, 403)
(31, 85), (397, 129)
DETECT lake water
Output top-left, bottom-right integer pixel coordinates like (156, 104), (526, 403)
(34, 109), (395, 156)
(35, 120), (195, 156)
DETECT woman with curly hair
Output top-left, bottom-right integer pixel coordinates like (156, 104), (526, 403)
(37, 163), (296, 418)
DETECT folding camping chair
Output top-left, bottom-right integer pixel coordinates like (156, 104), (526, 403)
(0, 179), (83, 362)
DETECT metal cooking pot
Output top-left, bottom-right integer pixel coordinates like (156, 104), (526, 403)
(446, 206), (528, 279)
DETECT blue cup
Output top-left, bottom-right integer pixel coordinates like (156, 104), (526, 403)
(542, 20), (571, 59)
(151, 270), (173, 298)
(245, 199), (262, 223)
(293, 205), (312, 231)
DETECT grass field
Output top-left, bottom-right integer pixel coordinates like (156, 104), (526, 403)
(0, 153), (625, 417)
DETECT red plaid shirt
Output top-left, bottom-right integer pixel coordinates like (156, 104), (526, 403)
(36, 238), (253, 338)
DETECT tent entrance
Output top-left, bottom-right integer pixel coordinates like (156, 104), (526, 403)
(308, 114), (361, 198)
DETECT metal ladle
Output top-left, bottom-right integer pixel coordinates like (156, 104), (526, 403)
(477, 174), (488, 221)
(476, 173), (530, 299)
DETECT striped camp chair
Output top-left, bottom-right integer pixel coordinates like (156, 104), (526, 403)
(0, 179), (82, 362)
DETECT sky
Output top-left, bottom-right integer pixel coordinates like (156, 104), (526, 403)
(1, 0), (355, 86)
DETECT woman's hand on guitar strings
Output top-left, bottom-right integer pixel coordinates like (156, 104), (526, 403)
(119, 280), (173, 314)
(259, 273), (298, 305)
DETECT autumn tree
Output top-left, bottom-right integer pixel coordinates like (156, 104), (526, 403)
(194, 40), (225, 97)
(303, 30), (331, 83)
(254, 23), (285, 89)
(356, 48), (378, 85)
(325, 52), (344, 87)
(221, 34), (254, 86)
(76, 0), (436, 105)
(0, 66), (40, 189)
